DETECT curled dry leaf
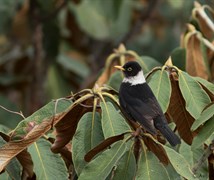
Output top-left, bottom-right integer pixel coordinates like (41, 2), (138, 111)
(192, 1), (214, 40)
(142, 136), (169, 165)
(0, 100), (72, 172)
(167, 73), (196, 145)
(51, 97), (94, 153)
(84, 133), (126, 162)
(185, 31), (209, 80)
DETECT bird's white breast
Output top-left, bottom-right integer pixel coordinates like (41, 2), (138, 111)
(123, 70), (146, 85)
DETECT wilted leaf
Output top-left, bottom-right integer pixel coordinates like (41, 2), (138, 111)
(192, 117), (214, 149)
(191, 102), (214, 131)
(143, 136), (169, 165)
(113, 147), (136, 180)
(0, 136), (22, 179)
(192, 2), (214, 40)
(136, 140), (170, 180)
(16, 150), (34, 179)
(185, 30), (209, 79)
(51, 96), (94, 153)
(147, 69), (171, 113)
(167, 73), (195, 144)
(78, 140), (128, 180)
(72, 112), (104, 175)
(178, 71), (211, 119)
(28, 138), (68, 180)
(100, 101), (131, 138)
(0, 99), (72, 171)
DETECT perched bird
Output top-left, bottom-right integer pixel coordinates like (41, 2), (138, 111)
(115, 61), (181, 146)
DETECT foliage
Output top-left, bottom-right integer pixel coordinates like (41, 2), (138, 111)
(0, 0), (214, 180)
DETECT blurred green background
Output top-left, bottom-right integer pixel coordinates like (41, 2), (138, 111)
(0, 0), (213, 129)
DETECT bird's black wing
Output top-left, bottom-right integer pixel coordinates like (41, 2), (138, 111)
(119, 83), (163, 134)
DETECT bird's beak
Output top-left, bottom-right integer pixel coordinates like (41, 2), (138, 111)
(114, 65), (125, 71)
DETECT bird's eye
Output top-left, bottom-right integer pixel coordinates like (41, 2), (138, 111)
(127, 67), (132, 71)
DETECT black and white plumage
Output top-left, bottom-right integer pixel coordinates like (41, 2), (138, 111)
(115, 61), (181, 146)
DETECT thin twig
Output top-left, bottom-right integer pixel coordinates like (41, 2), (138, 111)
(0, 105), (25, 119)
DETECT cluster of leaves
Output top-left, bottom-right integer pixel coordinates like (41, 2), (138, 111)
(0, 1), (214, 180)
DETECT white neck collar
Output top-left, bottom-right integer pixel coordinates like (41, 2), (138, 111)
(122, 70), (146, 86)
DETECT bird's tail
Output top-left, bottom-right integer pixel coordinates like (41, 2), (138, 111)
(159, 125), (181, 146)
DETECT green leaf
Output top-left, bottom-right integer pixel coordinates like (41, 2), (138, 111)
(194, 77), (214, 94)
(70, 0), (109, 40)
(100, 101), (131, 138)
(171, 47), (186, 71)
(0, 172), (13, 180)
(136, 141), (170, 180)
(107, 71), (123, 91)
(191, 103), (214, 131)
(46, 64), (71, 100)
(113, 146), (136, 180)
(78, 140), (128, 180)
(57, 54), (90, 78)
(192, 117), (214, 149)
(139, 56), (162, 74)
(11, 99), (72, 140)
(0, 137), (21, 180)
(72, 112), (104, 175)
(147, 69), (171, 112)
(178, 71), (211, 119)
(28, 138), (68, 180)
(161, 144), (196, 180)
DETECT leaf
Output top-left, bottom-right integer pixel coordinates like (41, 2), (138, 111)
(194, 76), (214, 94)
(192, 2), (214, 40)
(16, 150), (34, 179)
(46, 64), (72, 100)
(0, 99), (73, 171)
(136, 140), (170, 180)
(51, 96), (94, 153)
(107, 71), (123, 91)
(167, 73), (195, 144)
(84, 133), (127, 162)
(113, 147), (136, 180)
(147, 69), (171, 113)
(192, 117), (214, 149)
(139, 56), (162, 74)
(72, 112), (104, 175)
(178, 71), (211, 119)
(78, 140), (128, 180)
(0, 137), (21, 179)
(185, 30), (210, 79)
(161, 144), (196, 180)
(171, 47), (186, 71)
(179, 140), (209, 179)
(28, 138), (68, 180)
(191, 102), (214, 131)
(70, 0), (109, 40)
(100, 101), (131, 138)
(57, 54), (90, 78)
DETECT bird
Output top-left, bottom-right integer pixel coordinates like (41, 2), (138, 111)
(115, 61), (181, 146)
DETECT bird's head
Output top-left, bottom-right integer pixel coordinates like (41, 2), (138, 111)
(115, 61), (142, 78)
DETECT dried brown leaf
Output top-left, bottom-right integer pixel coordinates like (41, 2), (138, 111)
(0, 111), (66, 172)
(186, 33), (209, 79)
(51, 98), (93, 153)
(84, 133), (126, 162)
(167, 73), (196, 145)
(143, 136), (169, 165)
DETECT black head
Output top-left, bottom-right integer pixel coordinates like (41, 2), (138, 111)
(122, 61), (142, 77)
